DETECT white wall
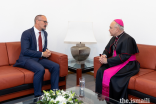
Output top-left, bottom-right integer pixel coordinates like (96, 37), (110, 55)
(0, 0), (156, 59)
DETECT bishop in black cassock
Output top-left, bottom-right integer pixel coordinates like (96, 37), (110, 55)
(95, 19), (140, 101)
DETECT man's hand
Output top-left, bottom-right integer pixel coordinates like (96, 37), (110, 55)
(97, 94), (105, 101)
(101, 55), (107, 58)
(42, 49), (51, 58)
(99, 55), (107, 64)
(46, 49), (51, 55)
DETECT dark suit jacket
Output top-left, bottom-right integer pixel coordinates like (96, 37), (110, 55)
(14, 27), (48, 67)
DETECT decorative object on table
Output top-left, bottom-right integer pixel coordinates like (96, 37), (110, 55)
(64, 21), (96, 61)
(79, 77), (85, 97)
(37, 89), (83, 104)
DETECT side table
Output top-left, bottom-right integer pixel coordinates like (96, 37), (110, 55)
(68, 58), (94, 85)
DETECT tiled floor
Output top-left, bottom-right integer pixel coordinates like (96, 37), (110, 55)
(66, 73), (95, 91)
(1, 72), (95, 104)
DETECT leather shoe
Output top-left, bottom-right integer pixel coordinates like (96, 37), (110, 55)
(30, 96), (42, 104)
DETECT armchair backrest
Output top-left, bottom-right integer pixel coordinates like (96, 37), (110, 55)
(6, 42), (21, 65)
(136, 44), (156, 70)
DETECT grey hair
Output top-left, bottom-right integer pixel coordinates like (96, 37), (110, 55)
(34, 15), (45, 23)
(114, 23), (124, 31)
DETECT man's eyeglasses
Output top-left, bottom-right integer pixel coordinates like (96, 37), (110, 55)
(38, 20), (48, 24)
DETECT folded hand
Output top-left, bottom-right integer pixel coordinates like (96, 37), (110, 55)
(43, 49), (51, 58)
(99, 56), (107, 64)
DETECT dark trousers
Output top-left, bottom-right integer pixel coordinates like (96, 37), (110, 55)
(24, 58), (60, 97)
(95, 64), (109, 94)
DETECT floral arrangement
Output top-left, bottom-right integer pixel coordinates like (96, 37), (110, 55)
(37, 89), (83, 104)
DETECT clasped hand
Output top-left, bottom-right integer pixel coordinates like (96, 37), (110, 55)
(99, 55), (107, 64)
(43, 49), (51, 58)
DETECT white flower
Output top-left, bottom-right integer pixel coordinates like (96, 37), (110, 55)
(66, 91), (70, 94)
(55, 96), (66, 102)
(39, 90), (82, 104)
(50, 99), (54, 102)
(47, 97), (50, 101)
(61, 101), (67, 104)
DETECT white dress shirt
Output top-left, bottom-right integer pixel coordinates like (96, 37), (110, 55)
(34, 26), (45, 51)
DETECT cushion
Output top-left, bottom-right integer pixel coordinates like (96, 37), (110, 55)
(135, 71), (156, 97)
(0, 66), (24, 90)
(136, 44), (156, 69)
(16, 67), (51, 84)
(128, 68), (155, 89)
(6, 42), (21, 65)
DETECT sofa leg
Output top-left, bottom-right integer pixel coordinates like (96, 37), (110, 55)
(58, 76), (66, 90)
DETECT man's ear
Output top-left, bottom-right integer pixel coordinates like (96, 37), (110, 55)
(36, 20), (39, 24)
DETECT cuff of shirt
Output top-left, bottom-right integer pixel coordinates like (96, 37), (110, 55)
(41, 52), (43, 57)
(102, 54), (107, 58)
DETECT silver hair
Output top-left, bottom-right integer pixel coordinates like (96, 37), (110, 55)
(114, 23), (124, 31)
(34, 15), (45, 23)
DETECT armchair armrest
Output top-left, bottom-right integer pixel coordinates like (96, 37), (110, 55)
(94, 56), (102, 78)
(48, 51), (68, 77)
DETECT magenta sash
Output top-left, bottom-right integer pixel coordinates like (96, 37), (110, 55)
(102, 50), (136, 97)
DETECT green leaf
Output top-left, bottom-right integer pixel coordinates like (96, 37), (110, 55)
(78, 100), (83, 103)
(37, 100), (41, 104)
(43, 90), (47, 94)
(71, 92), (75, 97)
(56, 101), (60, 104)
(48, 101), (51, 104)
(68, 98), (72, 101)
(75, 99), (78, 102)
(49, 90), (53, 95)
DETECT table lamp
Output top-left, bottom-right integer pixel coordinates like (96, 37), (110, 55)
(64, 21), (96, 61)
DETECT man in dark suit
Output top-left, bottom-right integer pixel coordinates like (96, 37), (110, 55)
(14, 15), (59, 97)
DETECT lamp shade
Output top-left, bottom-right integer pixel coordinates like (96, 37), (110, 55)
(64, 21), (96, 43)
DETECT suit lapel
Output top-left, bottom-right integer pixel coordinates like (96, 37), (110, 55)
(30, 27), (37, 50)
(43, 31), (47, 39)
(43, 30), (47, 51)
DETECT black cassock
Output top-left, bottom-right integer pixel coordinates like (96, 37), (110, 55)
(95, 32), (140, 101)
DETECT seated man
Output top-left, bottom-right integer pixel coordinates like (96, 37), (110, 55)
(95, 19), (140, 101)
(14, 15), (59, 97)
